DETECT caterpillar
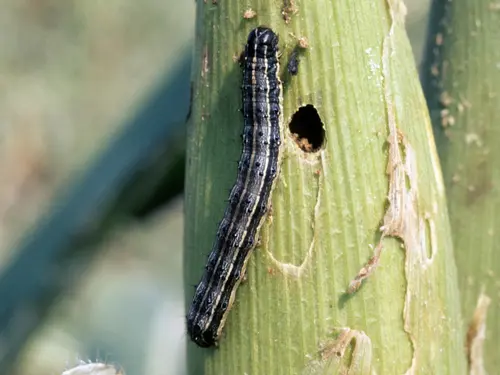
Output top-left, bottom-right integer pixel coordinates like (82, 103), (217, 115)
(187, 26), (283, 348)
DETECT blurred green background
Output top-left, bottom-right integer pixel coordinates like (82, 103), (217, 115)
(0, 1), (429, 374)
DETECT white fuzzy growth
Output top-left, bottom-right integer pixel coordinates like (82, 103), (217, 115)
(62, 362), (121, 375)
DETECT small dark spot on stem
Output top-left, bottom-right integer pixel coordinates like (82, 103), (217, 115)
(287, 49), (300, 76)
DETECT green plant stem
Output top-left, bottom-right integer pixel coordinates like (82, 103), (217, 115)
(185, 1), (466, 373)
(422, 0), (500, 372)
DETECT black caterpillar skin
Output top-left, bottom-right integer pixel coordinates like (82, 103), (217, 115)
(187, 27), (282, 348)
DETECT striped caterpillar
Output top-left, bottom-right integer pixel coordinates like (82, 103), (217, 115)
(187, 26), (283, 348)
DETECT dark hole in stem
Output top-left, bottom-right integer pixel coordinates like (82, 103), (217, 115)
(288, 104), (325, 152)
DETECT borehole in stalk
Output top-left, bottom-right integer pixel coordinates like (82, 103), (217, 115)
(288, 104), (325, 152)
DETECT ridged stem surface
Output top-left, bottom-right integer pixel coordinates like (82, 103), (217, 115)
(422, 0), (500, 372)
(185, 0), (466, 373)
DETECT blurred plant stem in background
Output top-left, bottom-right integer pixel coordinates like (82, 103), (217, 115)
(0, 1), (194, 374)
(184, 0), (466, 373)
(1, 52), (190, 374)
(422, 0), (500, 373)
